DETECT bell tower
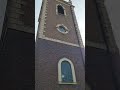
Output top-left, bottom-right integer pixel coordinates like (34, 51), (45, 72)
(36, 0), (85, 90)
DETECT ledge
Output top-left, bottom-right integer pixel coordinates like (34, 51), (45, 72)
(58, 82), (77, 85)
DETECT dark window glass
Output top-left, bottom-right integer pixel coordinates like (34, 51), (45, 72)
(58, 26), (66, 33)
(58, 5), (64, 15)
(61, 61), (73, 83)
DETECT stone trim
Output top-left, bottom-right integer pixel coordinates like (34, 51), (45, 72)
(86, 40), (107, 50)
(42, 36), (80, 47)
(38, 0), (48, 38)
(56, 24), (69, 34)
(58, 58), (77, 84)
(56, 4), (67, 16)
(58, 82), (77, 85)
(70, 6), (84, 48)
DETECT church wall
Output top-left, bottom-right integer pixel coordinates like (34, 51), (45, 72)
(111, 53), (120, 90)
(86, 46), (116, 90)
(86, 0), (106, 44)
(0, 29), (34, 90)
(85, 0), (120, 89)
(105, 0), (120, 52)
(6, 0), (34, 33)
(35, 38), (85, 90)
(0, 0), (35, 89)
(104, 2), (120, 88)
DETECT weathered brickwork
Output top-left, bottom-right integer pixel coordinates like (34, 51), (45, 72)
(7, 0), (34, 33)
(35, 39), (85, 90)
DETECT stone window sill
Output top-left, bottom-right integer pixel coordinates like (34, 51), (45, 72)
(58, 82), (77, 85)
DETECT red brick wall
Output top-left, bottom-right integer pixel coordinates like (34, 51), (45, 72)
(35, 38), (85, 90)
(43, 0), (79, 45)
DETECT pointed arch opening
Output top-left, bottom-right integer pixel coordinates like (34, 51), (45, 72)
(57, 4), (66, 15)
(58, 5), (64, 14)
(58, 58), (77, 84)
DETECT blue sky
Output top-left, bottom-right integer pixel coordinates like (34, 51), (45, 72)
(35, 0), (85, 45)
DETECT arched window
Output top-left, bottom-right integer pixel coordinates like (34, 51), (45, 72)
(57, 5), (65, 15)
(58, 58), (76, 84)
(61, 61), (73, 82)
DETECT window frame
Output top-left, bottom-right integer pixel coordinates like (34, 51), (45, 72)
(56, 4), (66, 16)
(58, 58), (77, 84)
(56, 24), (69, 34)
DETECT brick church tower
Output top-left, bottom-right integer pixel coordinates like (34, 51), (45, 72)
(36, 0), (85, 90)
